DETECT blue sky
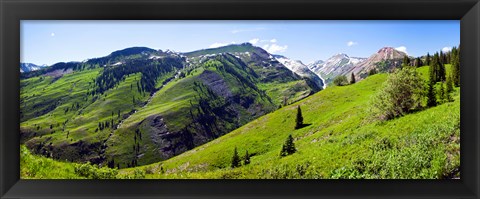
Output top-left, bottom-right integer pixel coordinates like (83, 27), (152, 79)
(21, 20), (459, 66)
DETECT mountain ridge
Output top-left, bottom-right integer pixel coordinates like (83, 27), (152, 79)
(308, 47), (408, 84)
(20, 43), (323, 168)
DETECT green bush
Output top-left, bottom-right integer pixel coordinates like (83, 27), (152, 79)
(74, 162), (118, 179)
(333, 75), (349, 86)
(370, 67), (425, 120)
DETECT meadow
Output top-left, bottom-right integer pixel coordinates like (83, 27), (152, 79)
(21, 65), (460, 179)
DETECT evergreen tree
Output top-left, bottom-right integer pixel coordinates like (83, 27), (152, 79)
(403, 55), (410, 67)
(244, 150), (250, 165)
(446, 74), (454, 94)
(438, 60), (446, 82)
(295, 106), (304, 129)
(438, 82), (446, 104)
(414, 57), (422, 67)
(430, 53), (445, 82)
(350, 72), (356, 84)
(280, 135), (296, 157)
(427, 80), (437, 107)
(429, 56), (437, 83)
(426, 53), (431, 66)
(439, 51), (445, 65)
(108, 158), (115, 168)
(451, 47), (460, 86)
(231, 147), (241, 168)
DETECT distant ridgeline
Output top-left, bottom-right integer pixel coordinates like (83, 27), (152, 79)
(20, 43), (324, 168)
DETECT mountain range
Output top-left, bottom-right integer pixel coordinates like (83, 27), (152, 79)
(20, 43), (323, 168)
(307, 47), (407, 85)
(20, 63), (47, 73)
(20, 43), (412, 168)
(19, 41), (461, 180)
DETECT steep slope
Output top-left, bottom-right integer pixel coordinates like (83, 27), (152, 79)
(105, 54), (277, 167)
(308, 54), (366, 85)
(119, 65), (460, 179)
(186, 43), (321, 105)
(20, 44), (321, 168)
(273, 55), (324, 89)
(20, 48), (188, 165)
(348, 47), (407, 79)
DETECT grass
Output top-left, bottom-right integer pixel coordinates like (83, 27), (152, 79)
(20, 63), (460, 179)
(258, 80), (312, 106)
(21, 69), (151, 146)
(117, 66), (460, 179)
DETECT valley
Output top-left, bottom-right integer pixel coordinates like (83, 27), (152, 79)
(20, 43), (461, 179)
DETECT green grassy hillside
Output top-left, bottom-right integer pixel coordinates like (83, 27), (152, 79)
(20, 46), (320, 169)
(20, 65), (460, 179)
(116, 66), (460, 179)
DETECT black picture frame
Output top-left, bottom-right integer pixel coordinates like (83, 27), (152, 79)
(1, 0), (479, 198)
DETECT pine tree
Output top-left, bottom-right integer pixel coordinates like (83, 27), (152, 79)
(295, 106), (304, 129)
(438, 82), (446, 104)
(403, 55), (410, 67)
(427, 80), (437, 107)
(451, 47), (460, 86)
(231, 147), (241, 168)
(429, 57), (437, 83)
(426, 53), (431, 66)
(415, 57), (422, 67)
(438, 60), (446, 82)
(280, 135), (296, 157)
(439, 51), (445, 65)
(446, 74), (454, 94)
(430, 53), (445, 82)
(244, 150), (250, 165)
(350, 72), (356, 84)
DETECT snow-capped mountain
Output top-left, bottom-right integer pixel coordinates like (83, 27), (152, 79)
(274, 55), (325, 89)
(20, 63), (47, 73)
(308, 53), (366, 84)
(307, 60), (324, 74)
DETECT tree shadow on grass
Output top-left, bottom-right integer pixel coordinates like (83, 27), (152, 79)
(295, 123), (312, 129)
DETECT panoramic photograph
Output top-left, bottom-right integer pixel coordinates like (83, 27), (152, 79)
(20, 20), (460, 179)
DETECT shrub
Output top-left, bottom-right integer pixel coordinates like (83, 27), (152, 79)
(333, 75), (348, 86)
(370, 67), (425, 120)
(74, 162), (118, 179)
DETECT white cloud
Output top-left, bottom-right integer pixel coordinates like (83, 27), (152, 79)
(262, 44), (288, 54)
(249, 38), (260, 45)
(209, 41), (236, 48)
(270, 39), (277, 43)
(395, 46), (408, 54)
(442, 46), (452, 53)
(347, 41), (358, 47)
(50, 33), (55, 37)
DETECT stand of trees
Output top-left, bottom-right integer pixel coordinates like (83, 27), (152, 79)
(231, 147), (251, 168)
(93, 57), (184, 95)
